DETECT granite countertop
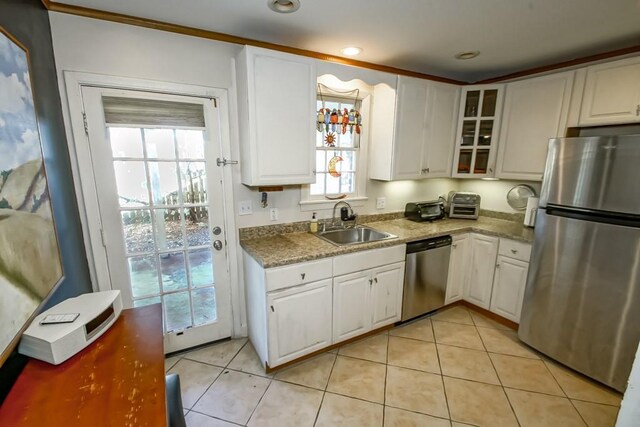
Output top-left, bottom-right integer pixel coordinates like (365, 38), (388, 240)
(240, 216), (534, 268)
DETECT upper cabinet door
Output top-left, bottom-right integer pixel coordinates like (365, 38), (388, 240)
(424, 82), (460, 178)
(580, 57), (640, 126)
(452, 85), (504, 179)
(236, 47), (316, 186)
(392, 76), (430, 180)
(496, 71), (574, 181)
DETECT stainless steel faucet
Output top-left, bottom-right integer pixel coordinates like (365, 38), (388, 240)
(331, 201), (357, 228)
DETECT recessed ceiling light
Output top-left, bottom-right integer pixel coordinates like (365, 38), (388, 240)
(455, 51), (480, 60)
(341, 47), (363, 56)
(267, 0), (300, 13)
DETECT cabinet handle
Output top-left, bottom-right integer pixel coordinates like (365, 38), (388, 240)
(452, 243), (457, 248)
(301, 273), (306, 280)
(489, 167), (494, 173)
(270, 305), (274, 312)
(510, 249), (518, 254)
(426, 167), (430, 173)
(369, 279), (373, 285)
(374, 277), (378, 283)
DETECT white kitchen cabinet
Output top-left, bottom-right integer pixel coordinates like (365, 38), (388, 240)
(235, 46), (316, 186)
(333, 271), (371, 342)
(452, 85), (504, 179)
(266, 279), (333, 367)
(370, 263), (405, 329)
(465, 234), (499, 309)
(444, 234), (470, 305)
(369, 76), (459, 181)
(333, 260), (405, 344)
(496, 71), (575, 181)
(580, 56), (640, 126)
(489, 256), (529, 323)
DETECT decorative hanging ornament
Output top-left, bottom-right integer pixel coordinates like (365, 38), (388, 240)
(328, 155), (343, 177)
(348, 109), (356, 134)
(316, 109), (325, 132)
(355, 110), (362, 135)
(341, 108), (349, 134)
(330, 109), (339, 131)
(324, 132), (337, 147)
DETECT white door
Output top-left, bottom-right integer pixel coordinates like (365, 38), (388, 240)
(370, 262), (404, 329)
(466, 234), (499, 309)
(490, 256), (529, 323)
(445, 234), (470, 304)
(81, 87), (232, 353)
(266, 279), (333, 367)
(333, 271), (371, 343)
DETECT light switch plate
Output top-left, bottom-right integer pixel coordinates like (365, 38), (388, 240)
(376, 197), (386, 210)
(269, 208), (279, 221)
(239, 200), (252, 215)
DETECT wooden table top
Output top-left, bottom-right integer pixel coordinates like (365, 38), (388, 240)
(0, 304), (166, 426)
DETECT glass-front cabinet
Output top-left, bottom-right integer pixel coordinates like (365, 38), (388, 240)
(452, 85), (504, 178)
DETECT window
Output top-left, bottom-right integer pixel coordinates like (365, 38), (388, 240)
(310, 96), (362, 199)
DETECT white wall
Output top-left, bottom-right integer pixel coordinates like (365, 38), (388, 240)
(617, 341), (640, 426)
(458, 179), (541, 213)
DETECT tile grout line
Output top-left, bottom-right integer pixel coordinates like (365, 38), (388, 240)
(382, 333), (389, 426)
(245, 375), (274, 426)
(312, 351), (340, 426)
(187, 409), (245, 426)
(431, 315), (453, 423)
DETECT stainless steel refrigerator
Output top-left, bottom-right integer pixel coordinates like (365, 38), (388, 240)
(519, 135), (640, 392)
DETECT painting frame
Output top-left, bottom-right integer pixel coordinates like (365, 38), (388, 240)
(0, 25), (65, 367)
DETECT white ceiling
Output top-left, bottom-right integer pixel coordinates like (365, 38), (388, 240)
(55, 0), (640, 82)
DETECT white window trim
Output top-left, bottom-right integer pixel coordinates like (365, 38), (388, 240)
(300, 93), (371, 211)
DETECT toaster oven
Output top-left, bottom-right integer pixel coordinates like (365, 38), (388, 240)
(447, 191), (481, 219)
(404, 200), (445, 222)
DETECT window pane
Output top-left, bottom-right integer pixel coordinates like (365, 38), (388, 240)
(145, 129), (175, 159)
(457, 149), (473, 174)
(193, 287), (217, 326)
(189, 248), (214, 287)
(121, 210), (154, 254)
(461, 121), (476, 146)
(176, 130), (205, 159)
(160, 252), (188, 292)
(148, 161), (179, 205)
(154, 208), (183, 250)
(340, 172), (356, 194)
(109, 127), (143, 158)
(464, 90), (480, 117)
(340, 151), (356, 171)
(339, 130), (353, 147)
(474, 149), (490, 174)
(164, 292), (191, 332)
(326, 173), (340, 194)
(481, 90), (498, 117)
(128, 255), (159, 297)
(316, 151), (326, 174)
(478, 120), (493, 146)
(180, 162), (207, 204)
(316, 128), (324, 147)
(185, 207), (211, 247)
(113, 161), (149, 207)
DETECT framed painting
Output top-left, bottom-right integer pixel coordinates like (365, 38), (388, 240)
(0, 26), (64, 365)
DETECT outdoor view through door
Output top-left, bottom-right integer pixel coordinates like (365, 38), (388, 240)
(82, 88), (232, 352)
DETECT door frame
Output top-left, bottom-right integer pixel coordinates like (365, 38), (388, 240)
(61, 71), (243, 337)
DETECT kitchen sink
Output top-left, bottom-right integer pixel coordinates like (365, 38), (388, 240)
(316, 225), (397, 246)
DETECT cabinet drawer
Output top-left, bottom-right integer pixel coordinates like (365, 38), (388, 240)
(265, 258), (333, 292)
(333, 245), (406, 277)
(498, 238), (531, 262)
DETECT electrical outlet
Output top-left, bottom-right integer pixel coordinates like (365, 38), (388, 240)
(269, 208), (279, 221)
(376, 197), (386, 210)
(239, 200), (252, 215)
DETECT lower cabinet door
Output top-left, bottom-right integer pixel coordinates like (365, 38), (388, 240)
(490, 256), (529, 323)
(466, 234), (499, 309)
(266, 279), (332, 367)
(370, 262), (405, 329)
(333, 271), (372, 343)
(445, 234), (470, 304)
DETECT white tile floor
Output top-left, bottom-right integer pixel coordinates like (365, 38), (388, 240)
(166, 305), (622, 427)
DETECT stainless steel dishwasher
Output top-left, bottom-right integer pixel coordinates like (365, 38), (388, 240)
(401, 235), (452, 321)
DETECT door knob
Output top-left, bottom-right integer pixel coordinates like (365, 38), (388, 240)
(212, 226), (222, 235)
(213, 240), (223, 250)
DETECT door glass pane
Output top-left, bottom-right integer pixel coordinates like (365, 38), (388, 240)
(149, 162), (180, 205)
(113, 161), (149, 207)
(478, 120), (494, 146)
(458, 149), (473, 174)
(180, 162), (207, 204)
(154, 208), (184, 250)
(164, 292), (192, 332)
(176, 130), (205, 159)
(109, 127), (143, 158)
(160, 252), (188, 292)
(186, 207), (211, 247)
(464, 90), (480, 117)
(121, 210), (154, 254)
(474, 149), (490, 174)
(481, 90), (498, 117)
(189, 249), (214, 288)
(193, 287), (217, 326)
(128, 255), (159, 297)
(461, 121), (476, 146)
(145, 129), (176, 159)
